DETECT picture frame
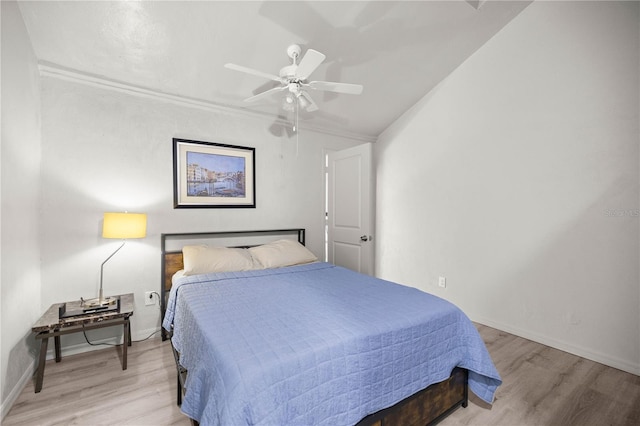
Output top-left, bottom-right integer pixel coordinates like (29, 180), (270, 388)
(173, 138), (256, 208)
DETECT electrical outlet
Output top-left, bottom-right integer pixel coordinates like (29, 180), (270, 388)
(144, 291), (154, 306)
(438, 276), (447, 288)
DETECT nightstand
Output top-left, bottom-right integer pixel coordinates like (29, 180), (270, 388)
(31, 293), (134, 393)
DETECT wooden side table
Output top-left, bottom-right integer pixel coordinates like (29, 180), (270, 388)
(31, 293), (134, 393)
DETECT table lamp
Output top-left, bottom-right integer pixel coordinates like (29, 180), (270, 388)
(84, 212), (147, 308)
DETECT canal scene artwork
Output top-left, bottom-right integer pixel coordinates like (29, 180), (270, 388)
(186, 151), (246, 198)
(173, 138), (255, 208)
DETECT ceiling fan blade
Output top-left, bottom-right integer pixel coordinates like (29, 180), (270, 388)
(244, 86), (286, 103)
(307, 80), (363, 95)
(225, 63), (282, 82)
(299, 91), (319, 112)
(295, 49), (326, 80)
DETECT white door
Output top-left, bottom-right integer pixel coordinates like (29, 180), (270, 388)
(327, 143), (374, 275)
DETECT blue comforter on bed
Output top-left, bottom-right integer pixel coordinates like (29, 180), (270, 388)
(163, 262), (501, 426)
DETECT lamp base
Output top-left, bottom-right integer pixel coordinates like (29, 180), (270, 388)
(83, 296), (117, 310)
(60, 296), (120, 318)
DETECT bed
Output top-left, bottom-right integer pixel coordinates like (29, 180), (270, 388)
(161, 229), (501, 426)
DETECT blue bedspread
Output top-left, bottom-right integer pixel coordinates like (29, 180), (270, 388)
(163, 262), (501, 426)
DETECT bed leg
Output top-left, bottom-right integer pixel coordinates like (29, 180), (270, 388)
(177, 372), (183, 406)
(462, 369), (469, 408)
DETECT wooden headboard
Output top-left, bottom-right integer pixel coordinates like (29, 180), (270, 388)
(160, 229), (305, 339)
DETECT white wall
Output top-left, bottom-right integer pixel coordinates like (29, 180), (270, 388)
(1, 0), (43, 417)
(37, 74), (362, 350)
(375, 0), (639, 374)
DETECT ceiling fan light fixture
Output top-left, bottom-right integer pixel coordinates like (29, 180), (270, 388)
(296, 92), (309, 110)
(282, 94), (295, 112)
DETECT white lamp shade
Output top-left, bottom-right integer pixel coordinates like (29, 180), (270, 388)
(102, 212), (147, 239)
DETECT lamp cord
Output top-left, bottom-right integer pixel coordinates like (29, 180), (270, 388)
(82, 291), (163, 346)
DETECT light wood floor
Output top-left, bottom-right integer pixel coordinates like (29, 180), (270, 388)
(440, 325), (640, 426)
(3, 336), (189, 426)
(3, 325), (639, 425)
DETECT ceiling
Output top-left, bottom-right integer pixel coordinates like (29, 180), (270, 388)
(17, 1), (531, 140)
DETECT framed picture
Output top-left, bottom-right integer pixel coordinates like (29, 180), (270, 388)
(173, 138), (256, 208)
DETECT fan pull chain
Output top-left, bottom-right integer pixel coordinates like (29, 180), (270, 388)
(295, 98), (299, 157)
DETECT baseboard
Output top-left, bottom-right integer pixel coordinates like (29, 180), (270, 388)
(1, 359), (35, 421)
(474, 316), (640, 376)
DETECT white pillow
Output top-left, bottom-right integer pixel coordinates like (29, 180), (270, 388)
(249, 239), (317, 269)
(182, 245), (256, 276)
(172, 269), (186, 283)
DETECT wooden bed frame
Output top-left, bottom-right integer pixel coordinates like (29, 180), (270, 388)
(160, 229), (468, 426)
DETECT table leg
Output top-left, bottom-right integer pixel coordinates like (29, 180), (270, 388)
(54, 335), (61, 362)
(127, 320), (132, 347)
(35, 337), (49, 393)
(122, 319), (128, 370)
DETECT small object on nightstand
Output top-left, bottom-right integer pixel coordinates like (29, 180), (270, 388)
(83, 295), (118, 309)
(59, 296), (121, 318)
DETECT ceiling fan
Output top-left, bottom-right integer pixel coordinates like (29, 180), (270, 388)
(225, 44), (363, 114)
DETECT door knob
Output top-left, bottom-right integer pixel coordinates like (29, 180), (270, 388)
(360, 235), (370, 242)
